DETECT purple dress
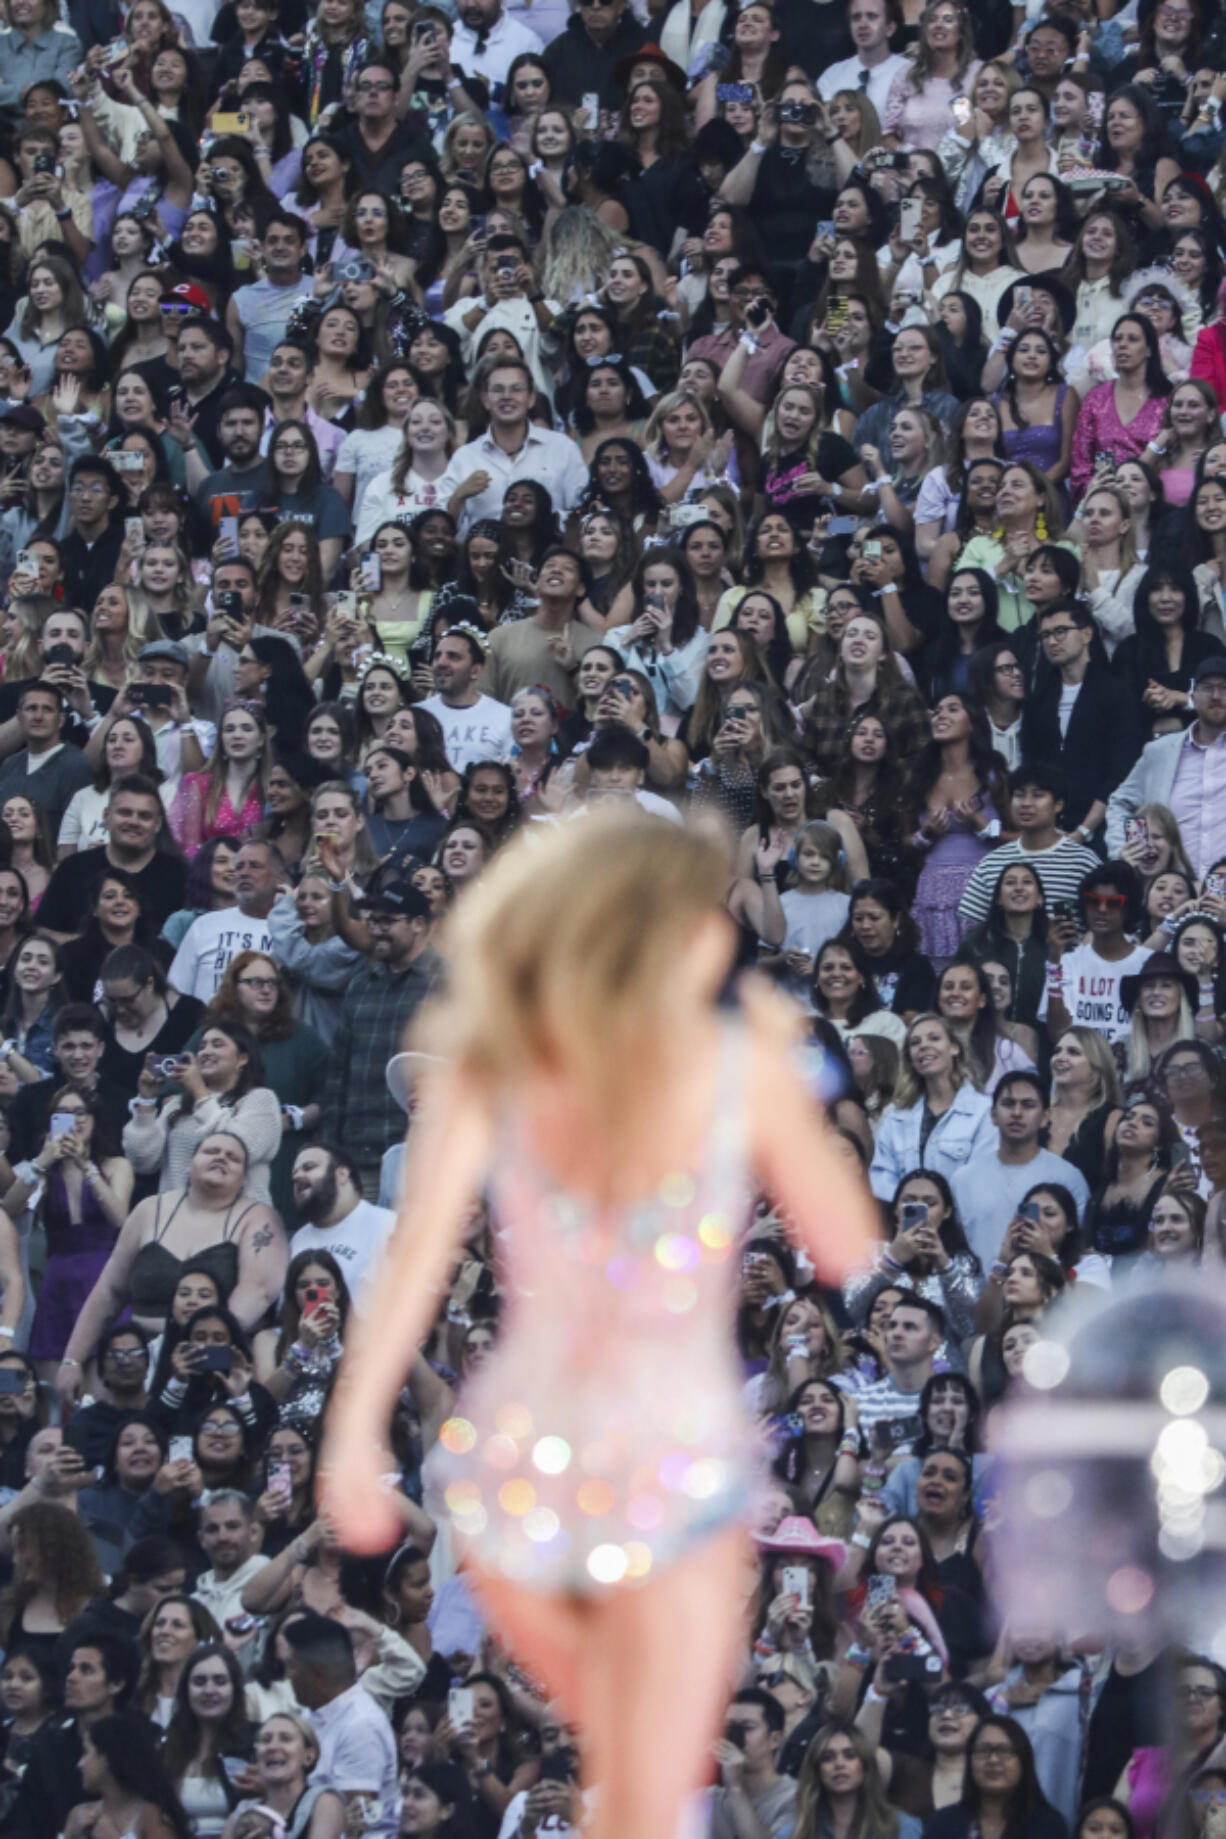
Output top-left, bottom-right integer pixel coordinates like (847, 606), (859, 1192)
(914, 795), (1000, 967)
(28, 1166), (120, 1361)
(996, 383), (1068, 477)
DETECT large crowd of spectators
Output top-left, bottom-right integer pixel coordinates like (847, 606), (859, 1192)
(0, 0), (1219, 1832)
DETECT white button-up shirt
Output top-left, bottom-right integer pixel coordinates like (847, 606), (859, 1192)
(817, 51), (909, 115)
(1170, 723), (1226, 880)
(438, 427), (590, 532)
(450, 11), (543, 99)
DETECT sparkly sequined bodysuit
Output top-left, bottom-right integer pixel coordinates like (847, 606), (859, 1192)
(428, 1026), (756, 1592)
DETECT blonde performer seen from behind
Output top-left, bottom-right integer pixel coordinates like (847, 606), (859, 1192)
(321, 810), (878, 1839)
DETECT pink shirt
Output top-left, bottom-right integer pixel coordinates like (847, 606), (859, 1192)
(1169, 722), (1226, 879)
(881, 61), (981, 151)
(1070, 382), (1167, 504)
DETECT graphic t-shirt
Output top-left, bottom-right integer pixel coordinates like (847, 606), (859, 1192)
(1038, 941), (1152, 1042)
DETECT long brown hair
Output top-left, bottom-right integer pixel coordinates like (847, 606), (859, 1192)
(1, 1500), (102, 1640)
(908, 0), (976, 91)
(795, 1724), (907, 1839)
(688, 629), (772, 757)
(136, 1594), (222, 1718)
(200, 703), (273, 829)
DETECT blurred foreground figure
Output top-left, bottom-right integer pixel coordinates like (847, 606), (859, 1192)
(320, 808), (878, 1839)
(993, 1273), (1226, 1646)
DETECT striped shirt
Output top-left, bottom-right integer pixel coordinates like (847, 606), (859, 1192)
(957, 836), (1101, 927)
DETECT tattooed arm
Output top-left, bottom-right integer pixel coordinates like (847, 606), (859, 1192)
(231, 1207), (290, 1330)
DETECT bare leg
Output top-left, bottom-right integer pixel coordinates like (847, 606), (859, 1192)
(579, 1525), (750, 1839)
(467, 1561), (589, 1719)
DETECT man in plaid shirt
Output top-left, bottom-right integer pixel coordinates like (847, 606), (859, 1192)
(323, 879), (442, 1199)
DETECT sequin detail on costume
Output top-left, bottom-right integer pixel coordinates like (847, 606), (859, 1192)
(426, 1026), (755, 1592)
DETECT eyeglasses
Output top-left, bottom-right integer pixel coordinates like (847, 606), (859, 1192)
(1180, 1686), (1220, 1702)
(357, 79), (394, 91)
(1039, 625), (1080, 642)
(275, 441), (309, 455)
(237, 976), (278, 990)
(70, 480), (109, 495)
(106, 1346), (148, 1362)
(973, 1745), (1019, 1762)
(1084, 893), (1126, 910)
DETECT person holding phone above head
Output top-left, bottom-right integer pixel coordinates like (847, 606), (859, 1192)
(319, 811), (877, 1839)
(848, 1170), (983, 1341)
(7, 1085), (131, 1379)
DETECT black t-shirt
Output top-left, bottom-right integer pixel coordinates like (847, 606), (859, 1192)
(1083, 1656), (1164, 1801)
(771, 0), (852, 80)
(760, 432), (859, 523)
(37, 847), (187, 937)
(98, 992), (204, 1103)
(750, 148), (836, 270)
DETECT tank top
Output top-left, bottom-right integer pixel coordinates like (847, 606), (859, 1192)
(128, 1191), (259, 1317)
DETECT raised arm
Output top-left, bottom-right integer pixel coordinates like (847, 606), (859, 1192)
(320, 1064), (493, 1550)
(743, 974), (880, 1283)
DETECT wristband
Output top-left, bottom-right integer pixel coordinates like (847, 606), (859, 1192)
(283, 1105), (305, 1131)
(750, 138), (769, 154)
(739, 332), (761, 353)
(54, 206), (71, 221)
(61, 1355), (80, 1368)
(851, 1531), (872, 1549)
(845, 1642), (873, 1666)
(881, 1250), (904, 1272)
(0, 1329), (12, 1340)
(528, 160), (543, 179)
(865, 1685), (888, 1704)
(838, 1430), (860, 1457)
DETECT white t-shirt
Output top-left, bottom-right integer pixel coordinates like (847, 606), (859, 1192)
(1057, 680), (1082, 740)
(168, 907), (275, 1001)
(1038, 941), (1152, 1042)
(420, 693), (512, 773)
(290, 1200), (396, 1310)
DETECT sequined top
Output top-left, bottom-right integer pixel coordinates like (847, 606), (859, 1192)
(843, 1252), (983, 1342)
(426, 1026), (756, 1593)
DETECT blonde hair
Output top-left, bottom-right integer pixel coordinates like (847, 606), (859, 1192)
(1126, 993), (1196, 1084)
(643, 389), (712, 464)
(893, 1013), (970, 1108)
(972, 56), (1020, 115)
(763, 382), (825, 474)
(417, 809), (730, 1137)
(83, 585), (154, 684)
(1052, 1022), (1120, 1110)
(1079, 482), (1138, 576)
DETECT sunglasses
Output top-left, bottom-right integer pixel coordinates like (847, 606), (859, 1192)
(1083, 893), (1126, 910)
